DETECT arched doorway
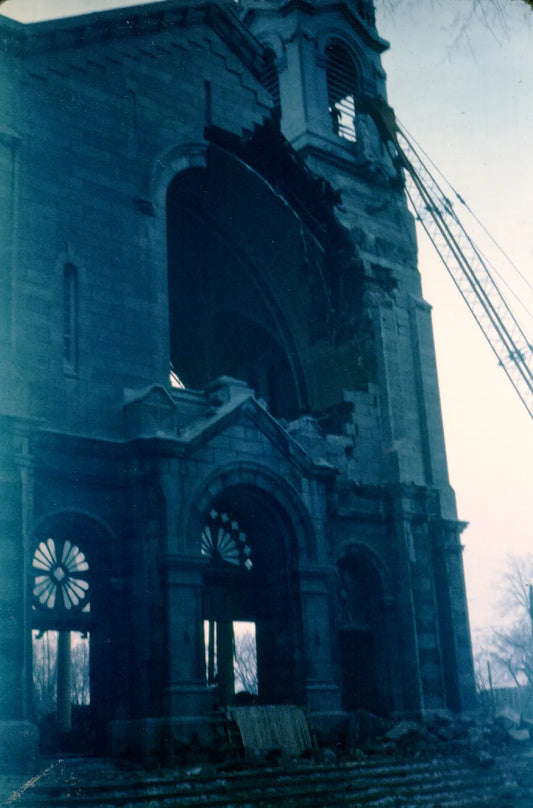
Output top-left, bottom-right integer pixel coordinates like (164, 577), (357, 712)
(337, 550), (392, 715)
(199, 486), (305, 707)
(30, 512), (111, 753)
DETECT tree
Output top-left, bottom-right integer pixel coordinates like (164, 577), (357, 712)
(378, 0), (532, 41)
(490, 555), (533, 686)
(233, 630), (258, 695)
(474, 555), (533, 714)
(71, 637), (90, 706)
(32, 630), (57, 720)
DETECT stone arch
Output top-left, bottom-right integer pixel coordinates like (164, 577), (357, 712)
(165, 144), (313, 417)
(336, 540), (393, 603)
(316, 28), (371, 81)
(324, 37), (362, 142)
(186, 462), (318, 564)
(147, 141), (208, 214)
(335, 541), (394, 715)
(30, 508), (116, 616)
(183, 464), (318, 705)
(29, 509), (116, 753)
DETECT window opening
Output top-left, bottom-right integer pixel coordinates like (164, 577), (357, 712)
(201, 509), (252, 571)
(204, 620), (258, 698)
(32, 630), (90, 734)
(63, 262), (78, 373)
(32, 537), (90, 613)
(326, 41), (358, 142)
(234, 621), (258, 696)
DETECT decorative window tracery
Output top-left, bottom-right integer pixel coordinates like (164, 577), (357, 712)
(326, 40), (359, 142)
(201, 509), (252, 571)
(32, 538), (90, 612)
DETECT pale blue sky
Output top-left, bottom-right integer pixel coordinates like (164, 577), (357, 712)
(2, 0), (532, 638)
(376, 1), (533, 639)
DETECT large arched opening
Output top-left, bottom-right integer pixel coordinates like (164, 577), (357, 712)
(166, 145), (309, 420)
(198, 485), (305, 707)
(337, 548), (393, 716)
(30, 511), (113, 753)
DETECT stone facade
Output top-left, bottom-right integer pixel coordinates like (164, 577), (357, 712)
(0, 0), (476, 769)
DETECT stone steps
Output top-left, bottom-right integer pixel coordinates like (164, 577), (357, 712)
(14, 755), (513, 808)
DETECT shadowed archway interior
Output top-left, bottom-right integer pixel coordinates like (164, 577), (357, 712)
(166, 146), (308, 420)
(200, 485), (305, 706)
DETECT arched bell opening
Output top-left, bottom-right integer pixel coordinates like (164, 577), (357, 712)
(166, 145), (308, 420)
(199, 486), (305, 707)
(337, 550), (392, 716)
(29, 511), (112, 754)
(326, 39), (360, 142)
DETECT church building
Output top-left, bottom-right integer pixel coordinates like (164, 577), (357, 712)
(0, 0), (476, 768)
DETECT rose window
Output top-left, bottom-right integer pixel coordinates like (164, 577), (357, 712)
(201, 509), (252, 571)
(32, 538), (90, 611)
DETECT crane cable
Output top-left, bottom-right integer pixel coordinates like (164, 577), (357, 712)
(363, 96), (533, 419)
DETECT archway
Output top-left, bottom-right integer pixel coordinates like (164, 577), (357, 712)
(337, 549), (392, 715)
(199, 486), (305, 706)
(30, 511), (112, 753)
(166, 145), (308, 420)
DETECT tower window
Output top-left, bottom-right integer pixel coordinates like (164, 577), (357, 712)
(63, 262), (78, 373)
(326, 40), (358, 142)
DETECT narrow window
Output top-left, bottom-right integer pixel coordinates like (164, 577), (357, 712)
(326, 40), (358, 142)
(63, 262), (78, 373)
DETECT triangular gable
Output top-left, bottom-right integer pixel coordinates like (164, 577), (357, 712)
(179, 392), (336, 479)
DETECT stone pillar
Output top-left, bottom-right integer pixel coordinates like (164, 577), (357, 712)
(431, 519), (477, 713)
(0, 415), (39, 772)
(57, 631), (72, 734)
(389, 498), (425, 716)
(299, 569), (345, 744)
(216, 621), (235, 706)
(110, 556), (215, 762)
(165, 557), (214, 719)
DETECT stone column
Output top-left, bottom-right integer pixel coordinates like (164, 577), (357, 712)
(56, 631), (72, 734)
(299, 569), (344, 744)
(165, 557), (214, 718)
(0, 416), (39, 772)
(389, 496), (425, 716)
(431, 519), (477, 713)
(216, 621), (235, 706)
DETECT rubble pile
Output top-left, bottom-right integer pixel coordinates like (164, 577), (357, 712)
(345, 706), (533, 764)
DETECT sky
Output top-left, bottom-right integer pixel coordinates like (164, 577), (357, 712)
(374, 0), (533, 644)
(1, 0), (532, 646)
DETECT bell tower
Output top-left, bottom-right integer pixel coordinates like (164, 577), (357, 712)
(243, 0), (447, 491)
(242, 0), (390, 172)
(243, 0), (477, 715)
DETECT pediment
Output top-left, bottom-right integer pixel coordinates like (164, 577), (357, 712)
(180, 394), (335, 479)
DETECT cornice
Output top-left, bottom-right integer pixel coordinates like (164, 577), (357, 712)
(242, 0), (388, 53)
(0, 1), (267, 79)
